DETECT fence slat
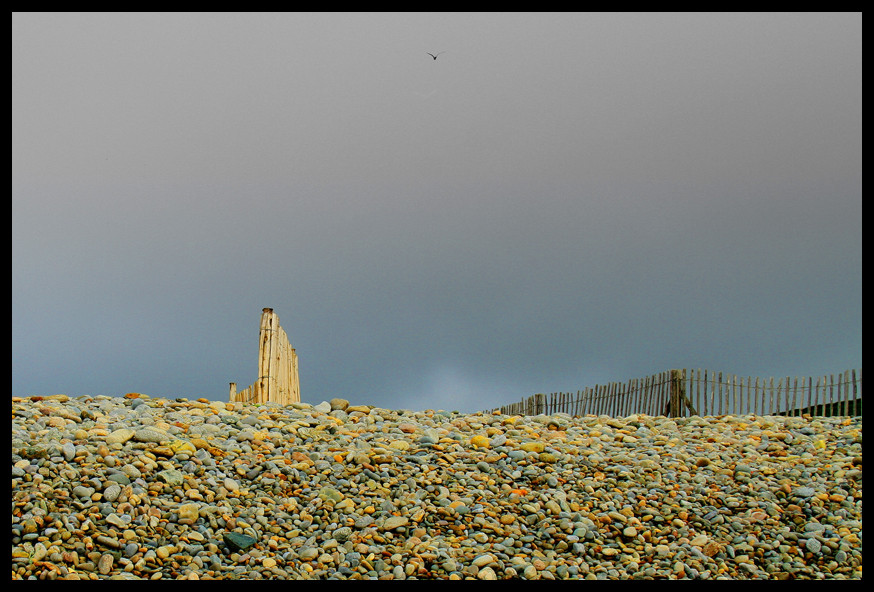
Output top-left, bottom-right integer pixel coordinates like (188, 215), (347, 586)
(828, 374), (835, 417)
(755, 377), (762, 416)
(727, 373), (733, 415)
(852, 369), (860, 415)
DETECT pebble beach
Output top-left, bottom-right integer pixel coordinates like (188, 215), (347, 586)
(12, 394), (862, 580)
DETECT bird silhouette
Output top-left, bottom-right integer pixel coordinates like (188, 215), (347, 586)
(427, 52), (446, 60)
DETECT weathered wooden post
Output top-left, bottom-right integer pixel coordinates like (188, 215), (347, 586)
(666, 369), (689, 417)
(230, 308), (300, 404)
(255, 308), (275, 404)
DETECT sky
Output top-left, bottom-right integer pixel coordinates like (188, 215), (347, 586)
(12, 13), (861, 414)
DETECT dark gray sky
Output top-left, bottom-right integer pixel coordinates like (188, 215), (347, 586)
(12, 13), (861, 413)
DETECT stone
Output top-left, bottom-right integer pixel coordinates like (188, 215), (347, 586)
(189, 438), (211, 450)
(22, 445), (49, 459)
(152, 445), (174, 457)
(382, 516), (409, 531)
(156, 545), (176, 559)
(169, 439), (197, 454)
(73, 486), (95, 499)
(98, 553), (114, 575)
(21, 519), (38, 535)
(472, 553), (496, 567)
(177, 503), (200, 525)
(32, 542), (48, 562)
(103, 483), (122, 502)
(346, 405), (372, 413)
(470, 435), (490, 448)
(133, 427), (170, 443)
(298, 547), (319, 561)
(329, 398), (349, 411)
(61, 442), (77, 461)
(107, 473), (131, 486)
(106, 514), (127, 528)
(520, 441), (545, 453)
(106, 428), (136, 445)
(223, 532), (257, 552)
(157, 469), (184, 487)
(805, 538), (822, 554)
(318, 486), (344, 503)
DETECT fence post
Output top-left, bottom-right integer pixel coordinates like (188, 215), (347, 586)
(667, 369), (689, 417)
(255, 308), (275, 404)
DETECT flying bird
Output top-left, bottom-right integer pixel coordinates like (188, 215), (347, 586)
(427, 52), (446, 60)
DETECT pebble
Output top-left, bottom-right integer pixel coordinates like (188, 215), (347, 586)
(11, 395), (863, 580)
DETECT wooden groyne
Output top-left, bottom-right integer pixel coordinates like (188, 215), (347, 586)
(229, 308), (299, 405)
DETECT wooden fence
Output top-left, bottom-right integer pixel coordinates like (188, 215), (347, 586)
(229, 308), (300, 405)
(492, 368), (861, 418)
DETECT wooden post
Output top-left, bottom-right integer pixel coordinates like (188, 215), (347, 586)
(642, 376), (658, 415)
(230, 308), (300, 405)
(756, 377), (763, 416)
(255, 308), (273, 404)
(851, 369), (860, 415)
(664, 369), (695, 417)
(663, 371), (673, 416)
